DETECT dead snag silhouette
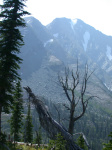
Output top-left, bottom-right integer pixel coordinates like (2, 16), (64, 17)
(58, 63), (96, 135)
(24, 86), (83, 150)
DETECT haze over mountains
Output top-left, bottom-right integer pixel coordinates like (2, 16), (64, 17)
(19, 16), (112, 107)
(16, 16), (112, 149)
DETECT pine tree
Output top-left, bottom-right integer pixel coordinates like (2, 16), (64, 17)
(103, 132), (112, 150)
(0, 0), (29, 134)
(24, 99), (33, 143)
(35, 127), (42, 147)
(9, 81), (23, 143)
(47, 133), (66, 150)
(77, 135), (87, 150)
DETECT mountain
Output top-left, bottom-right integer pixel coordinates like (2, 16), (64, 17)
(19, 16), (112, 103)
(18, 16), (112, 149)
(19, 17), (69, 79)
(18, 16), (112, 105)
(47, 17), (112, 90)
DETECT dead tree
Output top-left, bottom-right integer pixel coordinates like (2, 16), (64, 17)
(24, 86), (83, 150)
(58, 63), (95, 135)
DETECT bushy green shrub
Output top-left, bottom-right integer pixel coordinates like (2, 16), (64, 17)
(0, 132), (6, 143)
(76, 135), (88, 150)
(47, 133), (66, 150)
(103, 132), (112, 150)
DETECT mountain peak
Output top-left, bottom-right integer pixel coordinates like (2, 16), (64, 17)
(24, 16), (44, 27)
(71, 18), (77, 24)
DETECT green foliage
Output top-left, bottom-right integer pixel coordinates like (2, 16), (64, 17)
(34, 127), (42, 147)
(0, 0), (29, 135)
(76, 135), (88, 150)
(18, 144), (42, 150)
(1, 97), (112, 150)
(0, 145), (6, 150)
(0, 142), (41, 150)
(47, 133), (66, 150)
(0, 0), (29, 113)
(0, 141), (17, 150)
(7, 142), (16, 150)
(103, 132), (112, 150)
(24, 100), (33, 143)
(0, 132), (6, 143)
(9, 81), (24, 142)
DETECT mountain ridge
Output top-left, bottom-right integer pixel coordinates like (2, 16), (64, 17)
(19, 16), (112, 103)
(18, 16), (112, 150)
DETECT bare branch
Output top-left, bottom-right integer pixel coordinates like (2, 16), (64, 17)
(84, 96), (99, 104)
(58, 61), (95, 135)
(74, 96), (98, 122)
(75, 97), (80, 107)
(63, 103), (70, 111)
(71, 69), (79, 90)
(58, 71), (72, 103)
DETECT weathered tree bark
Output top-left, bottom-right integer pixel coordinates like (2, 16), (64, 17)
(68, 116), (74, 135)
(24, 86), (83, 150)
(58, 64), (96, 136)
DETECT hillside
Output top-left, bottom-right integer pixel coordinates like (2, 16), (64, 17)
(16, 16), (112, 149)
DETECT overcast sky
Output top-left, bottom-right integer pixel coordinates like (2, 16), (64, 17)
(25, 0), (112, 36)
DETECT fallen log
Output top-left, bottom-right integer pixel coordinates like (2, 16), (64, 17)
(24, 86), (83, 150)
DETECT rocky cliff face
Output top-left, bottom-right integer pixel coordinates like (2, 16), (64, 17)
(47, 17), (112, 90)
(17, 16), (112, 150)
(19, 16), (112, 106)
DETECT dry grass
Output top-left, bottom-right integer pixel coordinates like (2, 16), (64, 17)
(19, 145), (47, 150)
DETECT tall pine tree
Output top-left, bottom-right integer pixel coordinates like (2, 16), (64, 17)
(0, 0), (29, 134)
(24, 97), (33, 143)
(9, 81), (23, 143)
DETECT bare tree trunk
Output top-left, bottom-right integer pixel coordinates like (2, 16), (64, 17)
(24, 86), (83, 150)
(58, 65), (96, 137)
(68, 106), (75, 135)
(68, 118), (74, 136)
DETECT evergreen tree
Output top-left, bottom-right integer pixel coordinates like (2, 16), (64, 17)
(35, 126), (42, 147)
(24, 99), (33, 143)
(0, 0), (29, 134)
(47, 133), (66, 150)
(103, 132), (112, 150)
(77, 135), (88, 150)
(9, 81), (23, 143)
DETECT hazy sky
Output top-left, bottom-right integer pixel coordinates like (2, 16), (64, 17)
(25, 0), (112, 36)
(0, 0), (112, 36)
